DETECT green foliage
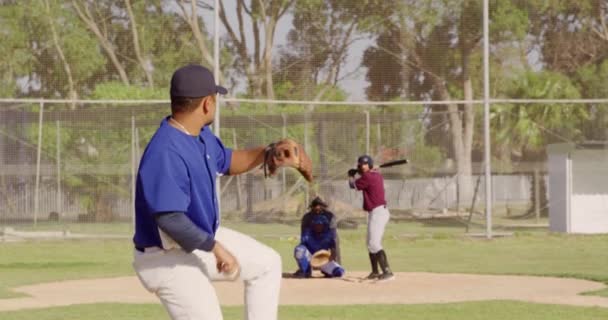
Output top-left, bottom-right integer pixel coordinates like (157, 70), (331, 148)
(0, 5), (33, 97)
(490, 0), (530, 39)
(575, 60), (608, 98)
(492, 70), (586, 154)
(90, 82), (166, 100)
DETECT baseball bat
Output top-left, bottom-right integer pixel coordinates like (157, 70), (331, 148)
(378, 159), (409, 168)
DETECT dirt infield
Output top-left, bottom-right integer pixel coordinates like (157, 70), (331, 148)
(0, 272), (607, 312)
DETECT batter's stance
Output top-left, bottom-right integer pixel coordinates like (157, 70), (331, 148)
(133, 64), (311, 320)
(348, 155), (394, 281)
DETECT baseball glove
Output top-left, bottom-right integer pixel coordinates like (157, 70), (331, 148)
(310, 249), (331, 269)
(263, 138), (313, 182)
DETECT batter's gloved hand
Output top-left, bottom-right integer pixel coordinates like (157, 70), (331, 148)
(262, 138), (313, 182)
(348, 168), (358, 177)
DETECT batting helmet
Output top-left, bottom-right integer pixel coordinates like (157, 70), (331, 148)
(357, 155), (373, 168)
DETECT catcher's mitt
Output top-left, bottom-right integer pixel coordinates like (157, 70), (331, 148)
(262, 138), (313, 182)
(310, 249), (331, 269)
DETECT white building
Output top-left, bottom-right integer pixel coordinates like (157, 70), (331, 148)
(548, 142), (608, 234)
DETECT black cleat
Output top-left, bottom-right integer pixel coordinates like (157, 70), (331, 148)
(292, 270), (311, 279)
(377, 271), (395, 281)
(365, 272), (381, 280)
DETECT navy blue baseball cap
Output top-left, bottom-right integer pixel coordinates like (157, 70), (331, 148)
(170, 64), (227, 98)
(357, 155), (373, 167)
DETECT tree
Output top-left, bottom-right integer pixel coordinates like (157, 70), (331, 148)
(175, 0), (216, 70)
(0, 4), (33, 97)
(362, 0), (528, 204)
(218, 0), (294, 98)
(125, 0), (153, 87)
(71, 0), (131, 85)
(271, 0), (384, 198)
(492, 71), (586, 216)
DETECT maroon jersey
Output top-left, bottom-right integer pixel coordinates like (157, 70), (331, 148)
(354, 170), (387, 211)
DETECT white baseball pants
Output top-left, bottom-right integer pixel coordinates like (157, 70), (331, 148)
(367, 205), (390, 253)
(133, 227), (282, 320)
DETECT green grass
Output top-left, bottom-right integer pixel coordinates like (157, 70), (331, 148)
(583, 288), (608, 297)
(1, 221), (607, 299)
(5, 210), (549, 237)
(1, 221), (607, 319)
(2, 302), (608, 320)
(9, 221), (134, 235)
(0, 240), (133, 298)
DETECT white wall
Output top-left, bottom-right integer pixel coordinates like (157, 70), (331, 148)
(570, 150), (608, 233)
(548, 146), (608, 234)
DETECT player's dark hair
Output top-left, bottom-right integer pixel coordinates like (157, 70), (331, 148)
(171, 96), (205, 114)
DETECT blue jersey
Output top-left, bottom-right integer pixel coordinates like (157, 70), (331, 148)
(300, 229), (336, 254)
(133, 117), (232, 248)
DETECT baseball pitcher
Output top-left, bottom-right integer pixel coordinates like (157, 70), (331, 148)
(132, 64), (313, 320)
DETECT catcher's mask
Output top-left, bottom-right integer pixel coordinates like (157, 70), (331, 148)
(311, 214), (329, 234)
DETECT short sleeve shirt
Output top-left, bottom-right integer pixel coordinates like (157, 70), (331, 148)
(133, 117), (232, 248)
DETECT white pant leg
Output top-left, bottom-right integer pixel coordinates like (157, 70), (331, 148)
(133, 249), (223, 320)
(367, 206), (390, 253)
(133, 227), (281, 320)
(197, 227), (282, 320)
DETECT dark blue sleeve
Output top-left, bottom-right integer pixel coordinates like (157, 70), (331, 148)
(300, 213), (311, 237)
(155, 212), (216, 252)
(329, 228), (337, 242)
(138, 149), (190, 214)
(329, 238), (336, 250)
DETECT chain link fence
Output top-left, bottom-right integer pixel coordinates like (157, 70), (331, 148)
(1, 99), (572, 235)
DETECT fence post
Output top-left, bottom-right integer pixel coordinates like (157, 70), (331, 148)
(56, 120), (61, 215)
(364, 110), (370, 155)
(304, 111), (310, 205)
(482, 0), (493, 239)
(131, 115), (136, 227)
(282, 113), (287, 194)
(232, 128), (242, 210)
(376, 122), (381, 155)
(34, 101), (44, 226)
(534, 168), (540, 223)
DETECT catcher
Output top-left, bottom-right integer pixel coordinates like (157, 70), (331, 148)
(293, 213), (345, 278)
(299, 196), (341, 262)
(133, 64), (313, 320)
